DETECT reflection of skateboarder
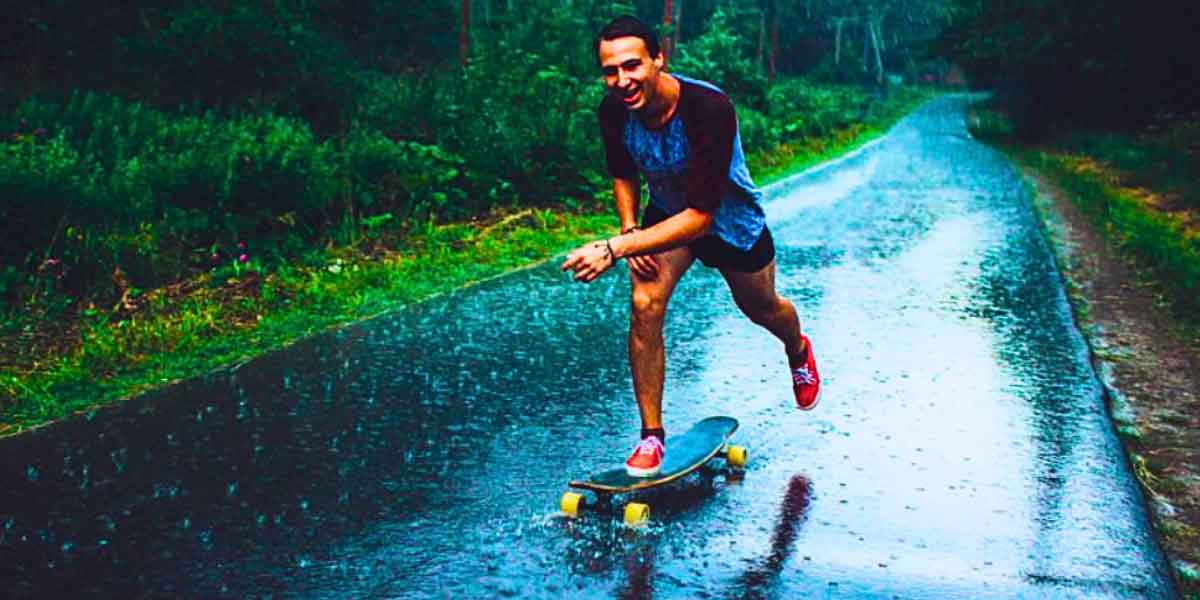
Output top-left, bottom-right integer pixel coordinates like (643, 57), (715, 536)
(561, 16), (820, 478)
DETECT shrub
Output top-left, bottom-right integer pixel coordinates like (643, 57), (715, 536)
(672, 8), (768, 111)
(341, 129), (468, 222)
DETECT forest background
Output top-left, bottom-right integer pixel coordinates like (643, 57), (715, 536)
(1, 0), (1197, 432)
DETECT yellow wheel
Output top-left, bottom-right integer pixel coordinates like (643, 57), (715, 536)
(726, 445), (748, 468)
(560, 492), (585, 517)
(623, 502), (650, 526)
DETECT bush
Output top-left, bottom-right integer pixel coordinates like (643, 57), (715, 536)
(766, 79), (867, 141)
(0, 132), (106, 291)
(672, 8), (768, 111)
(341, 129), (468, 222)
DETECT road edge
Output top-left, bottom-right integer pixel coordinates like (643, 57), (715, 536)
(1011, 157), (1199, 598)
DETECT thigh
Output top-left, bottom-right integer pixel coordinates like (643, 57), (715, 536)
(719, 258), (778, 313)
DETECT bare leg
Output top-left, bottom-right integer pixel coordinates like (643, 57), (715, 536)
(629, 246), (695, 431)
(720, 259), (807, 361)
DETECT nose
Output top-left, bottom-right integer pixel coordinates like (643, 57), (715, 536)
(617, 70), (631, 89)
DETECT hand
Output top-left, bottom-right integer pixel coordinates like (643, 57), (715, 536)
(626, 253), (659, 281)
(560, 240), (615, 283)
(619, 226), (658, 280)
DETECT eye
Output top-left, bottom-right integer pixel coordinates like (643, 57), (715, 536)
(602, 66), (618, 77)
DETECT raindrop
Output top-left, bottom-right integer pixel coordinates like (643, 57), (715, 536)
(180, 517), (191, 530)
(227, 482), (239, 498)
(299, 499), (310, 511)
(110, 449), (128, 474)
(25, 465), (39, 481)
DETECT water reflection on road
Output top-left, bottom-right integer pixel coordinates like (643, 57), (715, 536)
(0, 96), (1178, 598)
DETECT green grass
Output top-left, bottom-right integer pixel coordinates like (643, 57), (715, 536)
(1021, 152), (1200, 313)
(0, 87), (936, 435)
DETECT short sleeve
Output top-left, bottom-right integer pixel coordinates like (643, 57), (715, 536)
(679, 85), (736, 213)
(598, 95), (638, 180)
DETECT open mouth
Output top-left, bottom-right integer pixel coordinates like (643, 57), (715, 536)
(620, 87), (641, 106)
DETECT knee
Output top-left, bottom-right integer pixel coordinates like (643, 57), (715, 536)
(630, 289), (667, 325)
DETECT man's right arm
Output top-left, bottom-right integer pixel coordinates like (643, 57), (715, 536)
(613, 176), (640, 233)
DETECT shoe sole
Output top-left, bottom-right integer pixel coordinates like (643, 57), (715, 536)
(625, 464), (662, 478)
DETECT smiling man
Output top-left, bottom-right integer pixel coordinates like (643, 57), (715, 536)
(561, 15), (819, 477)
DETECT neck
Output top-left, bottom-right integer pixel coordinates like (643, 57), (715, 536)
(639, 73), (680, 128)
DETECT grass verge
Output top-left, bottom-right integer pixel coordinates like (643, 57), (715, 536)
(0, 86), (936, 436)
(970, 103), (1200, 326)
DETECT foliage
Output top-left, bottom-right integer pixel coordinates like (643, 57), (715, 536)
(672, 8), (768, 110)
(0, 1), (947, 424)
(1033, 151), (1200, 315)
(341, 128), (469, 222)
(941, 0), (1200, 133)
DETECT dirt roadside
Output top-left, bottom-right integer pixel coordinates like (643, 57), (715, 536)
(1014, 158), (1200, 597)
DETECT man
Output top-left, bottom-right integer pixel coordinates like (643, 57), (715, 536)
(561, 15), (818, 477)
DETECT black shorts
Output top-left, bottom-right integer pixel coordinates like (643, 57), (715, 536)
(641, 204), (775, 273)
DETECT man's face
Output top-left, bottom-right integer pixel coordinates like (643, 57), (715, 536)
(597, 36), (664, 112)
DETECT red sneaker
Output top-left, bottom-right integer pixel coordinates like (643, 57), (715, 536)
(791, 334), (820, 410)
(624, 436), (665, 477)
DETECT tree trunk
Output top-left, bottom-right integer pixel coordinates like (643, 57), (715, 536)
(768, 1), (778, 84)
(460, 0), (471, 65)
(758, 3), (767, 71)
(862, 20), (869, 72)
(672, 0), (683, 56)
(662, 0), (673, 64)
(834, 19), (843, 65)
(870, 19), (884, 85)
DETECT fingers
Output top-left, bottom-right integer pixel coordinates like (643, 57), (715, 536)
(572, 259), (608, 282)
(628, 255), (659, 281)
(560, 250), (583, 272)
(562, 242), (613, 283)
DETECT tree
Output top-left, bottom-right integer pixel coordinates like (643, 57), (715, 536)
(461, 0), (471, 65)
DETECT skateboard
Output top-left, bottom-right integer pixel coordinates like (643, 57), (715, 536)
(560, 416), (748, 525)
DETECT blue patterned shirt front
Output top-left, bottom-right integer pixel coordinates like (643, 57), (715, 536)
(600, 75), (765, 250)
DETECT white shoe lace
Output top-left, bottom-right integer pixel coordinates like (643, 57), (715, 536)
(792, 366), (816, 386)
(634, 436), (664, 455)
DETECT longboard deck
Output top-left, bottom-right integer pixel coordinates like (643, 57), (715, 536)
(569, 416), (739, 493)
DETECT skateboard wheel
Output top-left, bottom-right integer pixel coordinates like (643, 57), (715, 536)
(623, 502), (650, 526)
(726, 445), (748, 468)
(560, 492), (585, 517)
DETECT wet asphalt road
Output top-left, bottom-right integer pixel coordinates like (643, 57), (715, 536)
(0, 95), (1179, 598)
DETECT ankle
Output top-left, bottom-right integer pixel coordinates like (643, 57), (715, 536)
(787, 344), (808, 366)
(640, 427), (665, 444)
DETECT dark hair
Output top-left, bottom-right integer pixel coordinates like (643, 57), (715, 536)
(594, 15), (660, 63)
